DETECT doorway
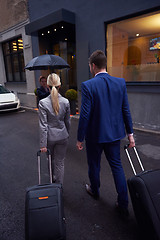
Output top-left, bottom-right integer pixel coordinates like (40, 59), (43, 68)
(38, 21), (76, 95)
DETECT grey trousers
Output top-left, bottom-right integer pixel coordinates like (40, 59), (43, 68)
(47, 138), (68, 184)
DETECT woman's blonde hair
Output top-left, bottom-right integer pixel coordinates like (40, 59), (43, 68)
(47, 73), (61, 115)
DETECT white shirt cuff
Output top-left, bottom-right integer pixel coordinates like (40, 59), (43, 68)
(128, 133), (133, 136)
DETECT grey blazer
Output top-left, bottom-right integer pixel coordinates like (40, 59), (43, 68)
(39, 94), (70, 148)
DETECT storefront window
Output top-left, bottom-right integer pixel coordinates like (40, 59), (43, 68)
(2, 36), (26, 82)
(106, 11), (160, 82)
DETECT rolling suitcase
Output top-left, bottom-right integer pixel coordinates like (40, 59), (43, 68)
(25, 149), (66, 240)
(124, 145), (160, 240)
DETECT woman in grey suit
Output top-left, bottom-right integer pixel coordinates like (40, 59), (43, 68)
(39, 73), (70, 184)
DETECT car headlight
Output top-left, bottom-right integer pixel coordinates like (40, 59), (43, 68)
(15, 95), (19, 101)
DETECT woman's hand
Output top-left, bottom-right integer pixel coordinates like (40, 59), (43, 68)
(40, 147), (47, 153)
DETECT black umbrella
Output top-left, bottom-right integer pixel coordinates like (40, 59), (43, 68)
(25, 54), (70, 70)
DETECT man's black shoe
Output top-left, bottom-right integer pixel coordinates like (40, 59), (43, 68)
(85, 184), (99, 200)
(115, 202), (129, 219)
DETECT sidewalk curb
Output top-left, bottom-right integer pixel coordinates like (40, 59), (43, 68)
(21, 106), (38, 113)
(133, 127), (160, 135)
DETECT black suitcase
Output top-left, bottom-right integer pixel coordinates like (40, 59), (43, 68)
(25, 149), (66, 240)
(124, 145), (160, 240)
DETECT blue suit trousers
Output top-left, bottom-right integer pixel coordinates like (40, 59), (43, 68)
(86, 140), (128, 208)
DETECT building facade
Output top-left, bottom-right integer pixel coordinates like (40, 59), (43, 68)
(0, 0), (160, 131)
(0, 0), (36, 107)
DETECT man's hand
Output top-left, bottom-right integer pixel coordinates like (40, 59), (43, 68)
(128, 134), (135, 148)
(40, 147), (47, 153)
(76, 141), (84, 150)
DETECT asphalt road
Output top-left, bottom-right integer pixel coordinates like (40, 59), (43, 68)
(0, 109), (160, 240)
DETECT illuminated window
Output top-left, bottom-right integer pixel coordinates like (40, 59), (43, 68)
(106, 11), (160, 82)
(2, 36), (26, 82)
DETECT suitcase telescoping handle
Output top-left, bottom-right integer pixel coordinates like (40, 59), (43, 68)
(37, 149), (53, 184)
(124, 145), (145, 175)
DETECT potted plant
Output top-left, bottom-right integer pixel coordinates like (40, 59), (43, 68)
(154, 53), (159, 63)
(34, 88), (38, 107)
(65, 89), (77, 115)
(34, 88), (37, 96)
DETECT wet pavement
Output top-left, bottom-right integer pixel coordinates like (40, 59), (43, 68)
(0, 109), (160, 240)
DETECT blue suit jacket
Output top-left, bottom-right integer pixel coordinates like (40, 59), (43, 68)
(77, 73), (133, 143)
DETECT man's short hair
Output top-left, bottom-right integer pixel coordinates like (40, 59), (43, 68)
(39, 76), (46, 82)
(89, 50), (107, 69)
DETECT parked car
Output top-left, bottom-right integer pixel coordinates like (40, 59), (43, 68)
(0, 84), (20, 111)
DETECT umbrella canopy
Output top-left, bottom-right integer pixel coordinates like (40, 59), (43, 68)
(25, 54), (70, 70)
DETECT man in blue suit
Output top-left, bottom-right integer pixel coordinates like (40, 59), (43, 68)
(77, 50), (135, 217)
